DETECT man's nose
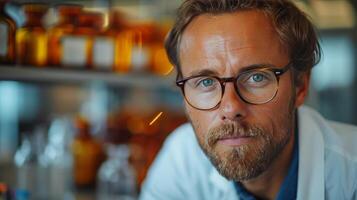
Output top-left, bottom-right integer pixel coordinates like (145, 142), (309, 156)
(219, 83), (248, 121)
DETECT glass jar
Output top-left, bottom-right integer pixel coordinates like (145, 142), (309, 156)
(114, 22), (156, 74)
(0, 2), (16, 64)
(47, 4), (83, 66)
(16, 3), (49, 67)
(98, 10), (128, 73)
(60, 11), (104, 69)
(91, 10), (124, 71)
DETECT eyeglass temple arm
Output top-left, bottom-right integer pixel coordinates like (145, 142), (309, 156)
(274, 62), (293, 76)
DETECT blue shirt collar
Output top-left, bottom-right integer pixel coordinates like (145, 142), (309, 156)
(234, 120), (299, 200)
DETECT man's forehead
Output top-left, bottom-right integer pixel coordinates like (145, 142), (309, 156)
(179, 10), (284, 62)
(177, 9), (292, 78)
(179, 10), (278, 50)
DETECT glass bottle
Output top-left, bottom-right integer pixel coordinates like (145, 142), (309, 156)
(60, 11), (103, 69)
(47, 4), (83, 66)
(97, 144), (137, 200)
(16, 3), (48, 67)
(114, 22), (155, 74)
(91, 10), (122, 71)
(101, 10), (129, 73)
(71, 116), (104, 188)
(0, 1), (16, 64)
(150, 24), (173, 75)
(40, 117), (74, 199)
(14, 127), (48, 199)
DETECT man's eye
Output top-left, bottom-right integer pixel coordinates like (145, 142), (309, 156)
(240, 71), (272, 87)
(251, 74), (265, 82)
(200, 78), (215, 87)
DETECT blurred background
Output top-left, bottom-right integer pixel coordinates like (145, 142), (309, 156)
(0, 0), (356, 199)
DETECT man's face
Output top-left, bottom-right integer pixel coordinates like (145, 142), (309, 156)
(179, 11), (307, 181)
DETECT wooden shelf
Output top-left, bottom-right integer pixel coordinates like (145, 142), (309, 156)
(0, 66), (177, 90)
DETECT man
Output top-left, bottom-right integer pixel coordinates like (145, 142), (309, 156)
(140, 0), (357, 199)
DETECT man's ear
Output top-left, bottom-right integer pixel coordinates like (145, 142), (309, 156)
(295, 72), (310, 107)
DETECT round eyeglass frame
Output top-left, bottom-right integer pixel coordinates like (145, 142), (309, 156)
(176, 63), (292, 111)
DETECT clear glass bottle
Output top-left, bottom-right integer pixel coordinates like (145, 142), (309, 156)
(16, 3), (48, 67)
(14, 127), (48, 199)
(0, 1), (16, 64)
(47, 4), (83, 66)
(39, 117), (74, 199)
(97, 144), (137, 200)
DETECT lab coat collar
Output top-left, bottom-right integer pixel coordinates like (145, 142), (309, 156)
(209, 168), (237, 199)
(296, 106), (325, 199)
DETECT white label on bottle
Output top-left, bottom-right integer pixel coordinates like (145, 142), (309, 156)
(131, 45), (150, 72)
(61, 36), (87, 68)
(0, 22), (9, 56)
(93, 37), (114, 70)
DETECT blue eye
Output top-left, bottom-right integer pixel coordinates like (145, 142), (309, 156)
(201, 79), (214, 87)
(252, 74), (264, 82)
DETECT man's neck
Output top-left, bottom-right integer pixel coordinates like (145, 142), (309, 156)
(240, 128), (296, 200)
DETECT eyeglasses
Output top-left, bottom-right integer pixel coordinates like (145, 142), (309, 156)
(176, 63), (292, 110)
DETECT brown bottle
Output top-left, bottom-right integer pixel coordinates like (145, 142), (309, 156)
(60, 11), (103, 69)
(150, 24), (173, 75)
(71, 116), (104, 188)
(103, 10), (131, 73)
(91, 10), (124, 71)
(47, 4), (83, 66)
(16, 3), (48, 66)
(114, 22), (155, 74)
(0, 1), (16, 64)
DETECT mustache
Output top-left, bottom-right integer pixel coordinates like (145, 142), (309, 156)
(206, 122), (263, 146)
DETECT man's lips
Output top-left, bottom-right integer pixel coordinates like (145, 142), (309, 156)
(217, 136), (254, 146)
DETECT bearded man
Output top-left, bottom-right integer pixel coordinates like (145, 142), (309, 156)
(140, 0), (357, 199)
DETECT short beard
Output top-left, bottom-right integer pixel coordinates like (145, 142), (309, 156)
(197, 121), (292, 181)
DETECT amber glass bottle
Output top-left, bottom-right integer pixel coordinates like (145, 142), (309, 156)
(0, 1), (16, 64)
(91, 10), (124, 71)
(47, 4), (83, 66)
(71, 116), (104, 188)
(16, 3), (48, 66)
(114, 22), (155, 74)
(114, 22), (172, 75)
(103, 10), (132, 73)
(60, 11), (103, 69)
(150, 24), (173, 75)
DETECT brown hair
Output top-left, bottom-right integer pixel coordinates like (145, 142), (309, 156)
(165, 0), (321, 84)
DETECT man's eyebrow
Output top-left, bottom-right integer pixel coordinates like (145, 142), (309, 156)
(189, 69), (218, 77)
(188, 63), (278, 77)
(238, 63), (278, 73)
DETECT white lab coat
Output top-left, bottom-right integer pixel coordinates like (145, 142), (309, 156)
(140, 106), (357, 200)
